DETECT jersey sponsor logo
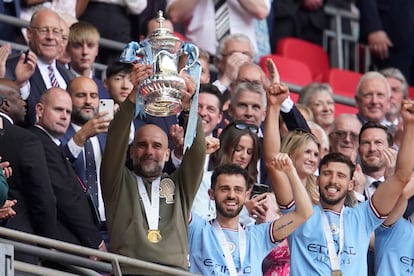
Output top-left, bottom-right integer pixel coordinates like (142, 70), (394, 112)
(400, 256), (414, 267)
(307, 243), (357, 266)
(203, 259), (251, 275)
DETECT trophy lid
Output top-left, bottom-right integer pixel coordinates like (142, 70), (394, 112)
(149, 11), (182, 44)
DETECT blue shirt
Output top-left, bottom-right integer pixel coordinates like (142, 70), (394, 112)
(375, 218), (414, 275)
(283, 201), (384, 275)
(188, 214), (277, 275)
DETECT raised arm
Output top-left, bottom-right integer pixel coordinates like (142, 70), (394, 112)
(167, 0), (201, 23)
(238, 0), (270, 19)
(263, 59), (293, 206)
(270, 153), (313, 240)
(372, 99), (414, 216)
(382, 172), (414, 226)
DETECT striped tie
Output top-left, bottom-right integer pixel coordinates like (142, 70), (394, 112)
(215, 0), (230, 42)
(48, 65), (59, 88)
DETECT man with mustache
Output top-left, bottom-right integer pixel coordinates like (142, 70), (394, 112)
(101, 63), (206, 275)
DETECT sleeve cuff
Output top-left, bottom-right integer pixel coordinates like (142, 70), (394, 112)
(280, 97), (294, 113)
(68, 138), (82, 158)
(354, 191), (365, 202)
(212, 80), (228, 94)
(20, 82), (31, 100)
(171, 150), (183, 168)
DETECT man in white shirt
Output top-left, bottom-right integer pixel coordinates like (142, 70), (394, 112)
(167, 0), (270, 55)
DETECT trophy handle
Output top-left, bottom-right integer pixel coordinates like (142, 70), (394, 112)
(120, 41), (144, 64)
(179, 43), (199, 74)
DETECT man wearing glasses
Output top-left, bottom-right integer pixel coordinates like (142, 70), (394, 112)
(329, 113), (362, 164)
(6, 8), (73, 127)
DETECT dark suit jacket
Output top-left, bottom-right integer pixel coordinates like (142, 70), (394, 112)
(93, 75), (110, 100)
(0, 115), (58, 239)
(6, 56), (74, 127)
(358, 0), (414, 48)
(60, 124), (107, 187)
(30, 126), (102, 248)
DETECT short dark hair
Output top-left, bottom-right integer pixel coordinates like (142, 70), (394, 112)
(319, 152), (355, 178)
(211, 164), (249, 190)
(200, 83), (223, 112)
(105, 61), (132, 78)
(359, 121), (393, 147)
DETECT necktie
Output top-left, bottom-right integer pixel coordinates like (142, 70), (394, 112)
(84, 139), (98, 206)
(48, 65), (59, 88)
(371, 180), (382, 188)
(215, 0), (230, 42)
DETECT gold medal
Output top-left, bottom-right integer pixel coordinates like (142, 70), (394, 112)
(147, 230), (162, 243)
(331, 270), (342, 276)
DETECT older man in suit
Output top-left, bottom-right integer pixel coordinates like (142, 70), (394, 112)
(6, 8), (74, 126)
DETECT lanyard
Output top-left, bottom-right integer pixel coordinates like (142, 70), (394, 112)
(136, 176), (161, 230)
(320, 206), (344, 272)
(212, 220), (246, 276)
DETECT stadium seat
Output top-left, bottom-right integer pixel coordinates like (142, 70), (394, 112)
(173, 31), (186, 41)
(275, 37), (330, 81)
(322, 68), (362, 98)
(259, 54), (313, 87)
(334, 103), (358, 117)
(409, 86), (414, 99)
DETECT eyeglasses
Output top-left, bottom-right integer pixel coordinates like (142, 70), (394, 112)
(30, 26), (63, 37)
(232, 121), (259, 133)
(222, 51), (253, 59)
(330, 130), (358, 141)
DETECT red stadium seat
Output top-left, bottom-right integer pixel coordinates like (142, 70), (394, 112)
(259, 54), (313, 87)
(409, 86), (414, 99)
(173, 31), (186, 41)
(322, 68), (362, 98)
(276, 37), (330, 81)
(334, 103), (358, 117)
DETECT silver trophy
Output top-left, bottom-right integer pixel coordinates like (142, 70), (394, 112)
(120, 11), (199, 116)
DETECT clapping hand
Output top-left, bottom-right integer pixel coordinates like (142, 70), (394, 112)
(272, 153), (295, 172)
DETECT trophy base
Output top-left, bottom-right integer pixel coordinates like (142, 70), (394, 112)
(139, 74), (186, 117)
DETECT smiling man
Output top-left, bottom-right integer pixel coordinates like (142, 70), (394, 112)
(265, 80), (414, 275)
(6, 8), (74, 127)
(355, 71), (393, 133)
(188, 161), (312, 275)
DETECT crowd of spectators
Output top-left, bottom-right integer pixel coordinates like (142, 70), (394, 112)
(0, 1), (414, 275)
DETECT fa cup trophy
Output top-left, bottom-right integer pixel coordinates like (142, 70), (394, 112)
(120, 11), (200, 116)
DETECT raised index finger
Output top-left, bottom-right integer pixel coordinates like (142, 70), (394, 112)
(266, 58), (280, 83)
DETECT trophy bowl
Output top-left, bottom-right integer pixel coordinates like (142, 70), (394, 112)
(120, 10), (199, 117)
(139, 74), (186, 116)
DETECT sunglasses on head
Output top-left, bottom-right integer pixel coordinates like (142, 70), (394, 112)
(231, 121), (259, 134)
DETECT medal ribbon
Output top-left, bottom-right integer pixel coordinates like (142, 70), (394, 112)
(320, 206), (344, 273)
(212, 220), (246, 276)
(136, 176), (161, 231)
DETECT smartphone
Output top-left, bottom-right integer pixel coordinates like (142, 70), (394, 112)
(99, 99), (114, 120)
(250, 184), (269, 199)
(23, 49), (29, 64)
